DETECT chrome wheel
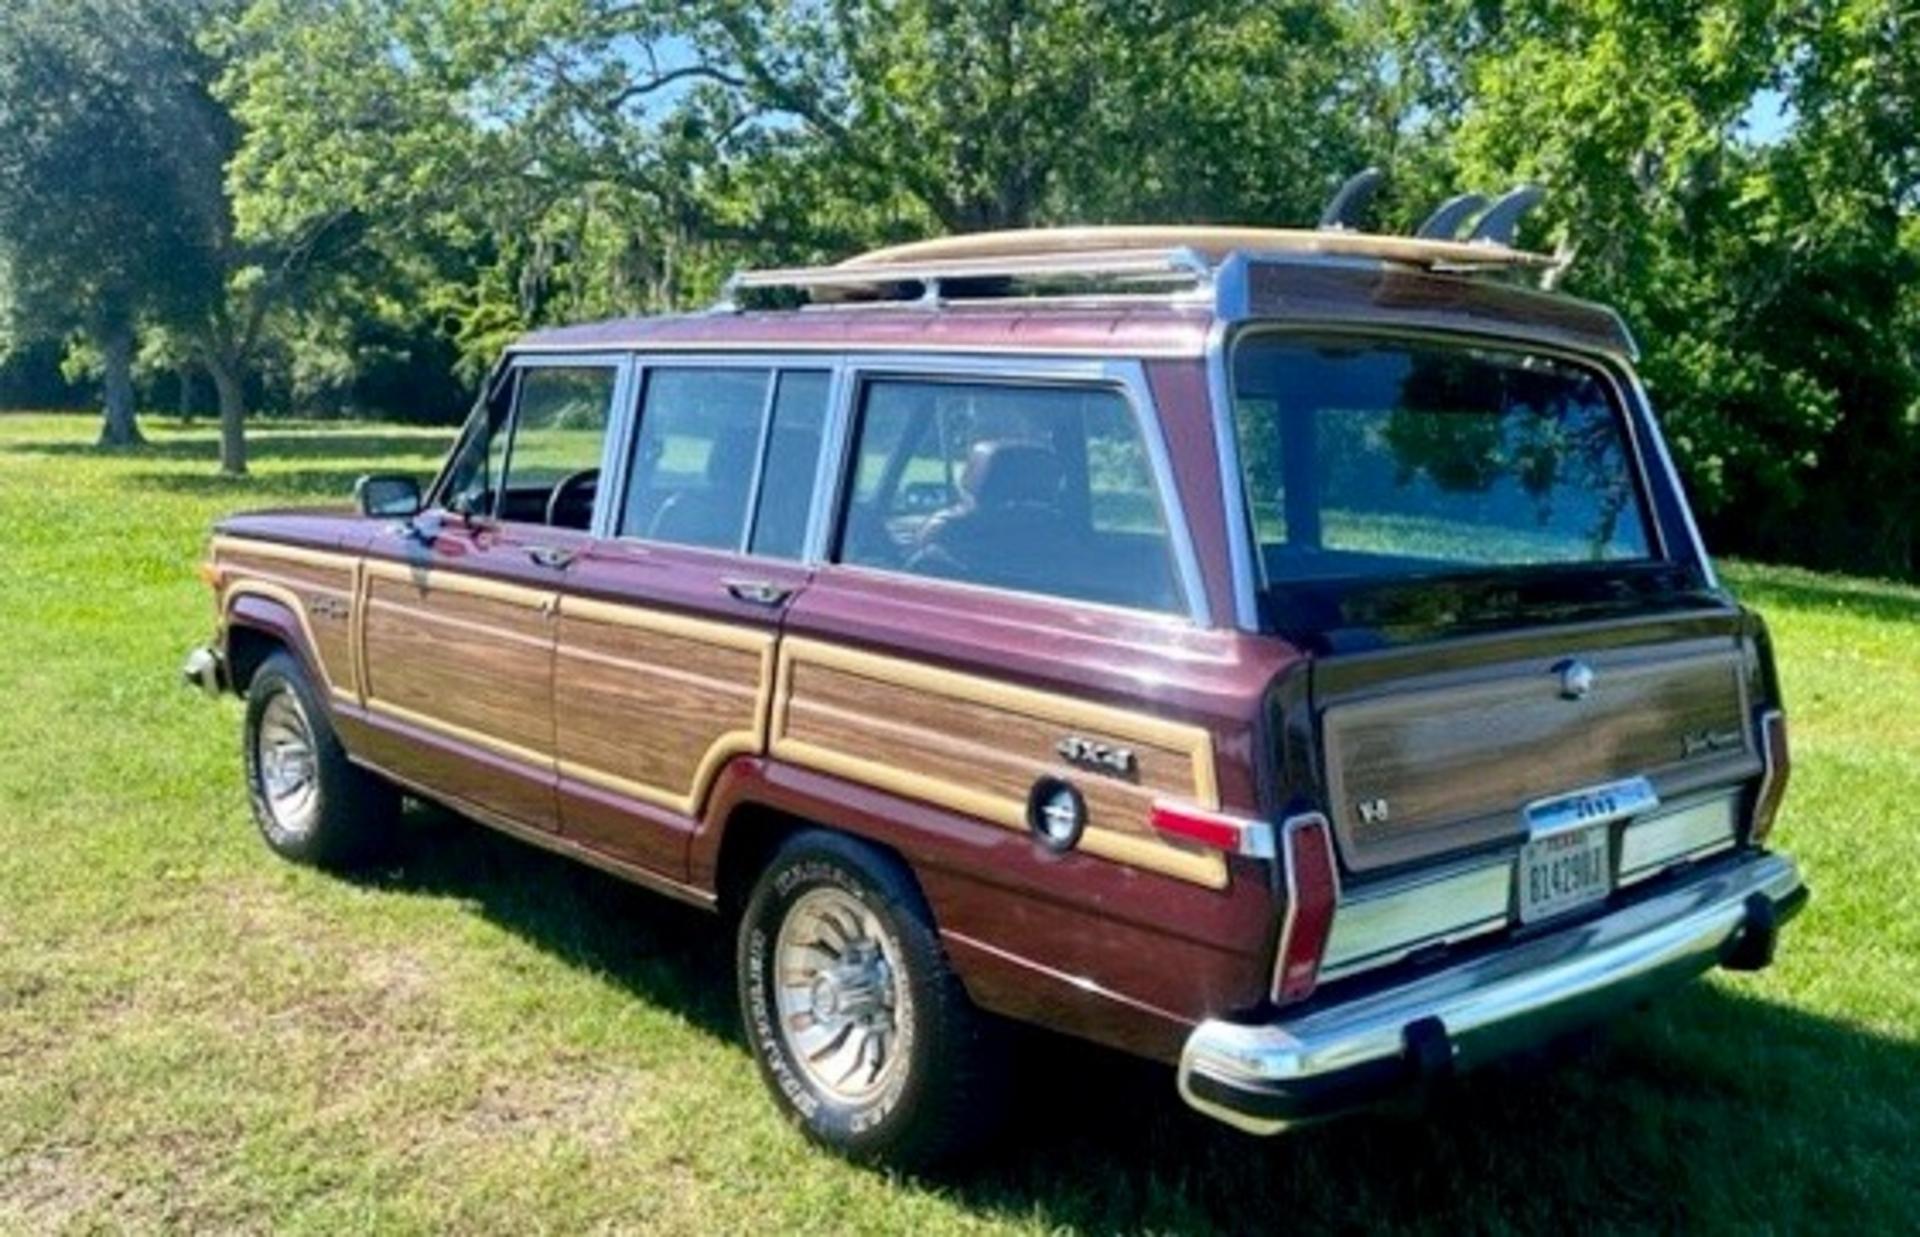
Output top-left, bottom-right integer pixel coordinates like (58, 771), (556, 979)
(254, 685), (320, 838)
(772, 887), (907, 1103)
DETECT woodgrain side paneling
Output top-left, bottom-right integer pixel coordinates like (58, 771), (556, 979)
(772, 638), (1227, 889)
(213, 540), (359, 699)
(360, 564), (557, 760)
(554, 599), (774, 815)
(1325, 643), (1757, 871)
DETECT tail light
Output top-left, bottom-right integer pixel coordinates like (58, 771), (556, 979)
(1750, 709), (1790, 844)
(1271, 813), (1339, 1005)
(1149, 801), (1277, 858)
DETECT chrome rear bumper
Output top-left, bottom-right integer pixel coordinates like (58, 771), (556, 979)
(1178, 851), (1805, 1135)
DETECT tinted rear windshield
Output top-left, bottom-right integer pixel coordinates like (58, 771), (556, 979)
(1231, 334), (1656, 586)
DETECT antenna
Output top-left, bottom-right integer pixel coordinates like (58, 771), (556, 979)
(1416, 192), (1489, 240)
(1317, 168), (1384, 231)
(1468, 185), (1547, 246)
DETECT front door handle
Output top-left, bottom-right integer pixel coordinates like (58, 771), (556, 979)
(526, 545), (578, 570)
(725, 578), (794, 607)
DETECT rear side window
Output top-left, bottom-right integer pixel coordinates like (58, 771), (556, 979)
(619, 366), (830, 556)
(837, 379), (1185, 615)
(748, 372), (831, 559)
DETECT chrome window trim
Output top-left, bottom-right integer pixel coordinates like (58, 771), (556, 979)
(1211, 322), (1680, 627)
(435, 351), (633, 534)
(601, 353), (842, 559)
(814, 353), (1213, 627)
(423, 355), (511, 513)
(1618, 365), (1720, 590)
(803, 362), (857, 565)
(736, 372), (783, 554)
(1205, 318), (1263, 630)
(509, 339), (1209, 360)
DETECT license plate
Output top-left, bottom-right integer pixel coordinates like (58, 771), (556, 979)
(1517, 824), (1612, 925)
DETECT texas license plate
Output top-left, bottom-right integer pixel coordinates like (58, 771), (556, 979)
(1517, 824), (1612, 925)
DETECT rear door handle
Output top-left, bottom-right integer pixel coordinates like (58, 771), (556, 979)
(725, 578), (794, 607)
(526, 545), (578, 570)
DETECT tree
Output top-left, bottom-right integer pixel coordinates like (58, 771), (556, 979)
(1385, 0), (1919, 575)
(0, 1), (204, 446)
(0, 0), (367, 473)
(226, 0), (1379, 380)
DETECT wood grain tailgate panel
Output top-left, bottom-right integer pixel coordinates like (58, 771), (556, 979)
(1325, 641), (1758, 871)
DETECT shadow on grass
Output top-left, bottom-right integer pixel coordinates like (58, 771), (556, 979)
(117, 469), (406, 504)
(1729, 569), (1920, 627)
(1, 429), (453, 465)
(346, 803), (1918, 1232)
(8, 402), (1895, 1226)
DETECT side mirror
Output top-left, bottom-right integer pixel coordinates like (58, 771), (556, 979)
(354, 473), (422, 519)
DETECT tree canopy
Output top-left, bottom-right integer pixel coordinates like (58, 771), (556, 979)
(0, 0), (1913, 571)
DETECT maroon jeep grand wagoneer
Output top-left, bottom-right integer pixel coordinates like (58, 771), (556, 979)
(184, 216), (1803, 1166)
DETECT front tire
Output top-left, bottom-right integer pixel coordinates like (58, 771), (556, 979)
(737, 830), (1006, 1168)
(243, 650), (396, 869)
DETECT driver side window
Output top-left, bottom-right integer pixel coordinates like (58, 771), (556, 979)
(440, 363), (618, 529)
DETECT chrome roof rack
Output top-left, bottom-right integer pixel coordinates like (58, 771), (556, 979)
(715, 182), (1569, 313)
(715, 245), (1216, 312)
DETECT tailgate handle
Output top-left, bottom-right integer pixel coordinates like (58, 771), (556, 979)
(725, 578), (793, 607)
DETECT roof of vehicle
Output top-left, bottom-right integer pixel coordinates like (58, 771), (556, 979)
(512, 226), (1637, 363)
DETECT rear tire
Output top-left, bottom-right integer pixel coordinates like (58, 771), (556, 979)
(737, 830), (1006, 1168)
(243, 650), (397, 869)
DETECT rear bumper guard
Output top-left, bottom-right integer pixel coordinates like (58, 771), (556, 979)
(1178, 852), (1806, 1135)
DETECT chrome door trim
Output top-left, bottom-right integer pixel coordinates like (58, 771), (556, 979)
(736, 371), (784, 554)
(458, 350), (636, 539)
(804, 361), (857, 564)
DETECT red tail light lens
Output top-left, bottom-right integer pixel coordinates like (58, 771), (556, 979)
(1750, 709), (1790, 844)
(1272, 812), (1339, 1006)
(1149, 801), (1277, 858)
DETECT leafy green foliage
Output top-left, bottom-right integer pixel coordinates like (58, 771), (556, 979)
(0, 0), (1914, 571)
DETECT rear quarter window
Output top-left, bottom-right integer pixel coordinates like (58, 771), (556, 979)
(837, 379), (1187, 615)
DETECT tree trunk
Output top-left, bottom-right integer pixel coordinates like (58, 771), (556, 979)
(95, 317), (143, 447)
(177, 364), (196, 427)
(209, 357), (247, 476)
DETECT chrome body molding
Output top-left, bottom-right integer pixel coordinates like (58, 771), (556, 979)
(1320, 790), (1740, 981)
(1179, 850), (1803, 1135)
(1618, 793), (1739, 885)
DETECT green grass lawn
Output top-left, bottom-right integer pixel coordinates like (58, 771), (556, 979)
(2, 411), (1916, 1233)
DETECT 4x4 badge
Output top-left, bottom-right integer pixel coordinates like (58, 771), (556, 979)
(1054, 736), (1137, 780)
